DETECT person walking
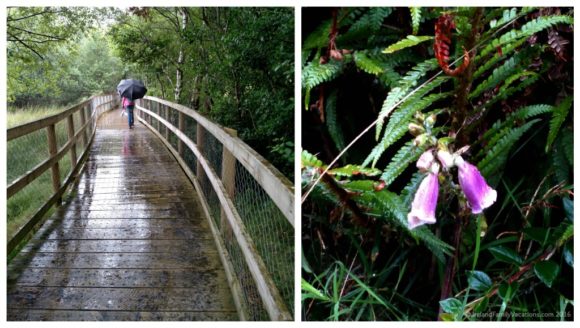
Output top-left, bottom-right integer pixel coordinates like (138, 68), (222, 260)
(122, 96), (135, 129)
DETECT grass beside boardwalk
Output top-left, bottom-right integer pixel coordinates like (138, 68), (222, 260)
(7, 106), (70, 241)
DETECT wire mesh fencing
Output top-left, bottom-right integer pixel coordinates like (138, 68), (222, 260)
(6, 94), (118, 253)
(136, 97), (294, 321)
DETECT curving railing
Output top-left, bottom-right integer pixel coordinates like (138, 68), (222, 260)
(135, 96), (294, 321)
(7, 94), (118, 254)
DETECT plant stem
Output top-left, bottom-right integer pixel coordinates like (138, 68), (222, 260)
(437, 214), (464, 320)
(454, 7), (484, 146)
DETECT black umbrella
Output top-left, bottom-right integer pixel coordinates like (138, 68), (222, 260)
(117, 79), (147, 100)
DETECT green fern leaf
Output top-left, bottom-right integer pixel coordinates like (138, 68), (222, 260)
(354, 51), (384, 75)
(401, 171), (426, 206)
(382, 35), (433, 54)
(302, 60), (344, 90)
(479, 15), (573, 59)
(366, 82), (450, 168)
(329, 165), (382, 178)
(348, 7), (393, 34)
(552, 140), (570, 184)
(380, 141), (423, 186)
(375, 58), (439, 139)
(481, 104), (553, 143)
(558, 128), (573, 167)
(470, 57), (519, 99)
(351, 189), (453, 263)
(483, 72), (540, 109)
(546, 96), (572, 152)
(479, 119), (541, 177)
(301, 150), (326, 169)
(303, 20), (331, 50)
(325, 90), (346, 153)
(410, 7), (422, 35)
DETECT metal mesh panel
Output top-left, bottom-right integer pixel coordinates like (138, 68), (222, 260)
(7, 95), (116, 249)
(138, 99), (293, 320)
(6, 129), (47, 183)
(233, 161), (294, 314)
(7, 169), (52, 241)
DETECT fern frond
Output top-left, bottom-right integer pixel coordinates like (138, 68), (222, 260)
(546, 96), (572, 152)
(410, 7), (422, 35)
(302, 60), (344, 90)
(382, 35), (433, 54)
(481, 104), (553, 142)
(380, 141), (424, 186)
(552, 140), (570, 184)
(479, 15), (573, 59)
(349, 7), (394, 34)
(329, 165), (382, 178)
(479, 119), (540, 177)
(366, 83), (450, 168)
(483, 72), (540, 109)
(303, 20), (331, 50)
(352, 189), (453, 263)
(558, 128), (573, 167)
(325, 90), (346, 154)
(301, 150), (326, 169)
(473, 38), (527, 79)
(354, 51), (384, 75)
(470, 57), (519, 99)
(375, 58), (439, 139)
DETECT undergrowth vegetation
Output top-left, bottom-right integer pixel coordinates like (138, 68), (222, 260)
(302, 7), (573, 321)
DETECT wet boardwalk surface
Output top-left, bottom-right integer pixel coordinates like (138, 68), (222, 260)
(7, 110), (238, 321)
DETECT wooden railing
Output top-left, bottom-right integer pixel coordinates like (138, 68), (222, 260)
(7, 94), (118, 253)
(136, 96), (294, 321)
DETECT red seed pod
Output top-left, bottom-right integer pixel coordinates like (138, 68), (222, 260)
(434, 14), (470, 76)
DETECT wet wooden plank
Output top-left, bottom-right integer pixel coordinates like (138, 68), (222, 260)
(10, 252), (221, 270)
(21, 239), (215, 253)
(7, 309), (238, 321)
(10, 268), (228, 288)
(32, 227), (211, 240)
(7, 286), (236, 312)
(8, 111), (236, 320)
(36, 218), (207, 230)
(52, 210), (199, 220)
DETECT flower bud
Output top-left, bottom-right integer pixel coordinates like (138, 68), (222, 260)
(414, 134), (429, 147)
(414, 112), (425, 123)
(408, 122), (425, 136)
(425, 114), (437, 127)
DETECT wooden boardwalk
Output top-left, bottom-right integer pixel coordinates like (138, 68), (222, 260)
(7, 110), (238, 321)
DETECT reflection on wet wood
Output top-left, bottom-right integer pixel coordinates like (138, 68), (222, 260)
(8, 111), (237, 321)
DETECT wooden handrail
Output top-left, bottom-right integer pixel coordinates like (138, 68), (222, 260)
(140, 96), (294, 226)
(137, 104), (293, 321)
(7, 94), (118, 253)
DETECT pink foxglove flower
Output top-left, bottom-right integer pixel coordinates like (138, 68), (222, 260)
(408, 163), (440, 229)
(416, 149), (435, 171)
(456, 156), (497, 214)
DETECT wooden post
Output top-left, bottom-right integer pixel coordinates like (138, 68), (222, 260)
(66, 114), (77, 168)
(221, 128), (237, 232)
(178, 112), (185, 157)
(164, 104), (169, 140)
(196, 124), (204, 178)
(79, 105), (88, 148)
(46, 124), (61, 206)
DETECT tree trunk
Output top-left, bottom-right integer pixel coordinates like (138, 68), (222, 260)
(174, 7), (188, 102)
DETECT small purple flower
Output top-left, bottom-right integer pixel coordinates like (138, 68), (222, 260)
(456, 156), (497, 214)
(408, 163), (440, 229)
(416, 149), (435, 171)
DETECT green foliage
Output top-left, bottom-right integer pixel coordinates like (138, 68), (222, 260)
(353, 51), (384, 75)
(375, 59), (439, 139)
(303, 7), (573, 321)
(382, 35), (432, 54)
(410, 7), (422, 35)
(546, 96), (572, 152)
(478, 119), (541, 178)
